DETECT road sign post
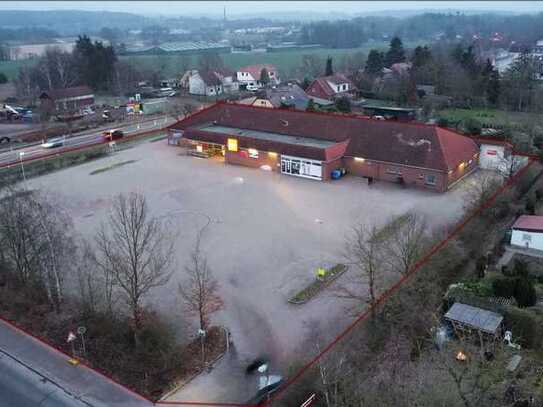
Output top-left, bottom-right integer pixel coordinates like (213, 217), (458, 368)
(77, 326), (87, 357)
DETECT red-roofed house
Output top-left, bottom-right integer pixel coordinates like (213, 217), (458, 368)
(511, 215), (543, 250)
(305, 74), (357, 101)
(168, 102), (478, 191)
(237, 64), (280, 89)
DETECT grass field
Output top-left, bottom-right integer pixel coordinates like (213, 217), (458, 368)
(438, 108), (543, 129)
(0, 41), (424, 81)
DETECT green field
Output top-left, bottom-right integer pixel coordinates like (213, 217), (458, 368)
(438, 108), (543, 129)
(0, 41), (424, 81)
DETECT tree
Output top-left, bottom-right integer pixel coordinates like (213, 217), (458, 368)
(0, 72), (7, 84)
(306, 98), (318, 112)
(198, 53), (224, 72)
(178, 231), (223, 332)
(260, 67), (270, 86)
(384, 212), (427, 275)
(325, 56), (334, 76)
(503, 51), (536, 112)
(384, 36), (406, 67)
(411, 45), (432, 69)
(335, 96), (351, 113)
(95, 192), (174, 342)
(0, 189), (74, 312)
(486, 68), (500, 106)
(339, 224), (385, 318)
(365, 49), (384, 76)
(300, 54), (324, 79)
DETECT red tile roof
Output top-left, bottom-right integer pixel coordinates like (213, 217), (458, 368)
(306, 74), (356, 99)
(171, 102), (479, 172)
(512, 215), (543, 231)
(238, 64), (277, 81)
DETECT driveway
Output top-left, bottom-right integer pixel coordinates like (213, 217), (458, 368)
(25, 140), (475, 404)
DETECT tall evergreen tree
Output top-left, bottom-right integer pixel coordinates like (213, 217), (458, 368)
(365, 49), (384, 76)
(487, 68), (501, 106)
(384, 36), (406, 67)
(325, 56), (334, 76)
(412, 46), (432, 68)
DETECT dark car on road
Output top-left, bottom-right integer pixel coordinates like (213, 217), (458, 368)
(102, 129), (124, 141)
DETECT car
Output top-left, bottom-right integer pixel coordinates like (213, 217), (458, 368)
(246, 84), (260, 92)
(103, 129), (124, 141)
(81, 107), (94, 115)
(41, 136), (66, 149)
(246, 375), (284, 406)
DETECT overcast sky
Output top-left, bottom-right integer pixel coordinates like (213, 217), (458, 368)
(4, 1), (543, 17)
(0, 1), (543, 16)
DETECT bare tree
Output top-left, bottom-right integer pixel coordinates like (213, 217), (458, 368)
(0, 188), (74, 312)
(178, 232), (223, 332)
(95, 192), (174, 342)
(384, 212), (427, 275)
(338, 224), (385, 318)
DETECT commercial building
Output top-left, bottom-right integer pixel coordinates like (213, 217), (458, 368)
(511, 215), (543, 251)
(167, 102), (479, 191)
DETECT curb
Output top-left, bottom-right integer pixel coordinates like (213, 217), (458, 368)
(288, 266), (349, 305)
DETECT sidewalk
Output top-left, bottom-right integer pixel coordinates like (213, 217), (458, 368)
(0, 318), (153, 407)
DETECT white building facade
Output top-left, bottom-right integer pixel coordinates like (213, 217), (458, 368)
(511, 215), (543, 251)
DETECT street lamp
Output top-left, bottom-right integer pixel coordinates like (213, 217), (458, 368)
(18, 151), (26, 184)
(315, 218), (324, 269)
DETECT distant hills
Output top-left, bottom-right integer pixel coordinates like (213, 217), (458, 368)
(0, 10), (150, 35)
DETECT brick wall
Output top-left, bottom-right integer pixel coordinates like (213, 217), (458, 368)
(344, 157), (447, 192)
(225, 149), (279, 171)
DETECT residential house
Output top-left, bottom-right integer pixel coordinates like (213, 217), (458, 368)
(167, 102), (479, 191)
(237, 64), (280, 89)
(39, 86), (94, 115)
(511, 215), (543, 251)
(238, 83), (333, 110)
(189, 71), (223, 96)
(305, 74), (357, 101)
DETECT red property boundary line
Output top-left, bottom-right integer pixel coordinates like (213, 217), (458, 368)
(0, 314), (155, 404)
(158, 156), (538, 406)
(0, 153), (537, 406)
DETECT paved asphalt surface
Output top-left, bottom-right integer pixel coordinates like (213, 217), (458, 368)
(0, 115), (176, 167)
(0, 319), (153, 407)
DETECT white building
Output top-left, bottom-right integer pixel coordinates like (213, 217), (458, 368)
(187, 69), (239, 96)
(478, 140), (527, 176)
(237, 64), (280, 89)
(511, 216), (543, 251)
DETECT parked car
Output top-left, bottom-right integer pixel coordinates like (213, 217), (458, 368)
(82, 107), (94, 115)
(41, 136), (66, 149)
(102, 129), (124, 141)
(246, 84), (260, 92)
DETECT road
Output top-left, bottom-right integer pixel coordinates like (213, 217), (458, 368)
(0, 319), (153, 407)
(0, 115), (176, 168)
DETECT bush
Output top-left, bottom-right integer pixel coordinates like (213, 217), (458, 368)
(463, 117), (482, 135)
(492, 275), (516, 298)
(536, 188), (543, 201)
(504, 306), (543, 349)
(514, 277), (537, 308)
(0, 73), (7, 84)
(525, 198), (535, 215)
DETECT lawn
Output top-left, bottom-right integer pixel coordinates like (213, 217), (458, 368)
(438, 108), (543, 129)
(0, 41), (427, 82)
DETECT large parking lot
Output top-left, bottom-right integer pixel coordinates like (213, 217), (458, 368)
(26, 139), (476, 402)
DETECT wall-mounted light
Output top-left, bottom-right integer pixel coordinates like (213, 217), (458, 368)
(268, 151), (278, 158)
(354, 157), (365, 162)
(196, 145), (203, 153)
